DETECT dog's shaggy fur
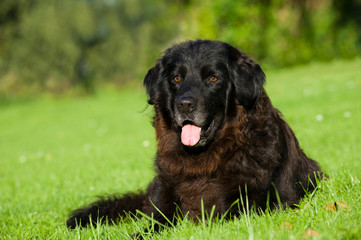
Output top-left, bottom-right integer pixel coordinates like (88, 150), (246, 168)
(67, 40), (324, 232)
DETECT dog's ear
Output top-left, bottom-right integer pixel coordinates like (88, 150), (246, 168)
(143, 62), (160, 105)
(229, 48), (265, 108)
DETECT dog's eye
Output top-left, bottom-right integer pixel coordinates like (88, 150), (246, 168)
(209, 76), (218, 82)
(173, 76), (182, 83)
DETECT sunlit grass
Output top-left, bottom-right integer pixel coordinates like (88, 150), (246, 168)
(0, 59), (360, 239)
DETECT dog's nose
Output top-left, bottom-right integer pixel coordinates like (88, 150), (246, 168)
(177, 97), (196, 114)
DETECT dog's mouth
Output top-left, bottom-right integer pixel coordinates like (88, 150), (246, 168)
(180, 120), (214, 147)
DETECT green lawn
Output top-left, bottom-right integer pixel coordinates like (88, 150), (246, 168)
(0, 59), (360, 239)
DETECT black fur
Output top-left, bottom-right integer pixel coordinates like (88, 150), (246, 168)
(67, 40), (324, 234)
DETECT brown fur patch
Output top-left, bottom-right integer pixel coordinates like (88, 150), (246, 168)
(154, 102), (248, 177)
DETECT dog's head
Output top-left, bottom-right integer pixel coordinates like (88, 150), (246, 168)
(144, 40), (265, 148)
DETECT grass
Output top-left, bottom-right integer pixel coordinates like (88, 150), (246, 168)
(0, 59), (360, 239)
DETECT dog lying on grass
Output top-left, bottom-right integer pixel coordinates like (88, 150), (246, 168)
(67, 40), (324, 234)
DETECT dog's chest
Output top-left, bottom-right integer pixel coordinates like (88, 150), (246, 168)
(174, 177), (228, 220)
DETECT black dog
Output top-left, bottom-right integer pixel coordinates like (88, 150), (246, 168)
(67, 40), (323, 232)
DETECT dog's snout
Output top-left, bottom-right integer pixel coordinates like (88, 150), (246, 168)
(177, 97), (196, 114)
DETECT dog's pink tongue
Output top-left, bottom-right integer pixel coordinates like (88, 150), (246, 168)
(181, 124), (201, 146)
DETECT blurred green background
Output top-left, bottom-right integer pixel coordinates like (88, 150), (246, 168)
(0, 0), (360, 97)
(1, 1), (361, 238)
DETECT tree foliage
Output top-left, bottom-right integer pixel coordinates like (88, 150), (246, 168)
(0, 0), (177, 94)
(0, 0), (360, 95)
(182, 0), (360, 67)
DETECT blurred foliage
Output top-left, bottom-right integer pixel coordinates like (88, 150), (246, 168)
(0, 0), (178, 95)
(183, 0), (360, 67)
(0, 0), (360, 95)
